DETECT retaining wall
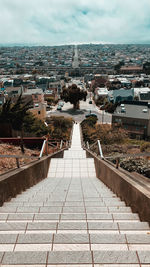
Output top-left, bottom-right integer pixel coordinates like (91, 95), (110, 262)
(86, 149), (150, 224)
(0, 150), (64, 206)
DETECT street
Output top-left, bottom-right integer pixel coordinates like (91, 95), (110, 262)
(47, 46), (112, 123)
(72, 45), (79, 68)
(47, 94), (112, 124)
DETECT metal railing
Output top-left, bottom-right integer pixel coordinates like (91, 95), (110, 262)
(84, 140), (104, 159)
(39, 140), (48, 159)
(97, 140), (104, 159)
(0, 123), (74, 172)
(84, 139), (150, 169)
(0, 139), (70, 171)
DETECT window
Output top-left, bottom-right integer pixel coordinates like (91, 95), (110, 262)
(38, 111), (41, 114)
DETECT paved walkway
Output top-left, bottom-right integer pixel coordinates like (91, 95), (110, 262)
(0, 124), (150, 266)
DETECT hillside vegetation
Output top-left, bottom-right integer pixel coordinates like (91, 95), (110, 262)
(81, 117), (150, 178)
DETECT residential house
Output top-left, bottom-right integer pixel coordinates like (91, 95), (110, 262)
(29, 103), (46, 121)
(0, 92), (5, 106)
(23, 88), (47, 120)
(106, 78), (121, 90)
(112, 101), (150, 139)
(120, 66), (143, 74)
(95, 87), (109, 100)
(23, 88), (45, 104)
(109, 88), (134, 103)
(5, 86), (23, 98)
(90, 74), (108, 91)
(134, 87), (150, 101)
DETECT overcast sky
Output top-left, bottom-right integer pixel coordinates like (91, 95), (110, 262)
(1, 0), (150, 45)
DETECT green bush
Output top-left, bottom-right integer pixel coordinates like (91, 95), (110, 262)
(95, 97), (107, 106)
(101, 102), (117, 114)
(45, 96), (58, 105)
(23, 112), (48, 137)
(46, 116), (73, 140)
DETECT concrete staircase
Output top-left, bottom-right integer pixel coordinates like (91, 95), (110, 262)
(0, 123), (150, 266)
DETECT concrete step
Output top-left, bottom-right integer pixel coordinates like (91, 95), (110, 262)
(0, 250), (150, 265)
(0, 213), (140, 222)
(0, 233), (150, 252)
(0, 221), (149, 231)
(2, 200), (130, 207)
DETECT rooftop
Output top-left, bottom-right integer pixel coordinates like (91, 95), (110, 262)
(114, 102), (150, 120)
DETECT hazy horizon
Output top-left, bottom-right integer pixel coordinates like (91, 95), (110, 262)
(1, 43), (150, 47)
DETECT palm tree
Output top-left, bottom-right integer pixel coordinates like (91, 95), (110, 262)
(0, 95), (32, 153)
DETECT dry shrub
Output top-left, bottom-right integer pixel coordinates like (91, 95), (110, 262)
(0, 144), (39, 174)
(140, 142), (150, 152)
(96, 124), (128, 145)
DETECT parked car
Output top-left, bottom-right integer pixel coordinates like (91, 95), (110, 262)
(46, 105), (51, 111)
(57, 105), (62, 111)
(58, 101), (64, 107)
(85, 113), (97, 118)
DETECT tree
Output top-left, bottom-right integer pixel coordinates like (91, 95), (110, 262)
(61, 84), (87, 109)
(46, 116), (72, 140)
(23, 113), (48, 137)
(143, 62), (150, 74)
(100, 102), (117, 114)
(134, 95), (139, 101)
(96, 97), (108, 107)
(0, 96), (32, 153)
(0, 96), (48, 151)
(114, 61), (124, 73)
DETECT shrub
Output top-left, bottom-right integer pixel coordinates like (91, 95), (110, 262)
(140, 142), (150, 152)
(81, 121), (128, 146)
(101, 102), (117, 114)
(95, 97), (107, 106)
(46, 116), (73, 140)
(81, 116), (98, 128)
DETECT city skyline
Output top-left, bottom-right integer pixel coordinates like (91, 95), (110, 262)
(1, 0), (150, 46)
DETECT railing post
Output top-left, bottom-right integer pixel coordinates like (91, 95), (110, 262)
(16, 158), (20, 168)
(97, 140), (104, 159)
(87, 141), (90, 149)
(116, 157), (120, 169)
(39, 140), (47, 159)
(60, 140), (63, 149)
(46, 140), (48, 156)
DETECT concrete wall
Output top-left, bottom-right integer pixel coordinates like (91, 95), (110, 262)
(86, 149), (150, 224)
(0, 150), (64, 206)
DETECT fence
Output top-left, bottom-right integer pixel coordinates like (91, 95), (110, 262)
(0, 139), (71, 171)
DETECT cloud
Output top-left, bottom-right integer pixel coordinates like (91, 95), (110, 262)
(0, 0), (150, 45)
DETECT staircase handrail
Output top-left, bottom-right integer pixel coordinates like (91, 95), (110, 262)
(97, 140), (104, 159)
(39, 140), (47, 159)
